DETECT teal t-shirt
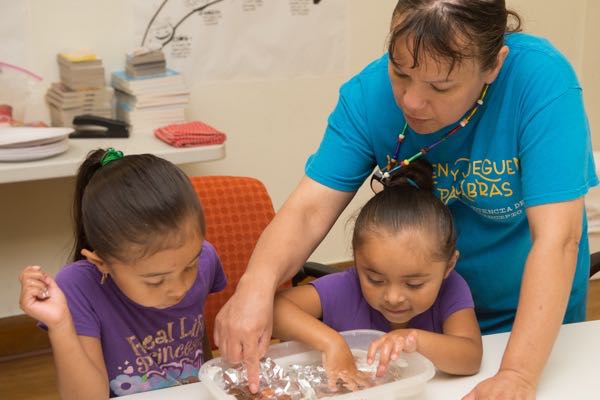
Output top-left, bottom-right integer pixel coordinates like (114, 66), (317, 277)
(305, 33), (598, 333)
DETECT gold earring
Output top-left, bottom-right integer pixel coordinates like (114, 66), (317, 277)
(100, 273), (108, 285)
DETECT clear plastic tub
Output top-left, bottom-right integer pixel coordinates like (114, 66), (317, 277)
(199, 329), (436, 399)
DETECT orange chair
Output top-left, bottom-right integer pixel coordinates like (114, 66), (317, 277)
(190, 175), (339, 354)
(189, 176), (285, 352)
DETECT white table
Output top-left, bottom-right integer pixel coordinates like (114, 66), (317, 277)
(119, 320), (600, 399)
(424, 320), (600, 399)
(0, 135), (225, 184)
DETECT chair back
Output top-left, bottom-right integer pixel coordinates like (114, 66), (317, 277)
(189, 176), (277, 349)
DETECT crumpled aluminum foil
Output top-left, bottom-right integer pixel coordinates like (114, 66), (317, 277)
(208, 350), (407, 399)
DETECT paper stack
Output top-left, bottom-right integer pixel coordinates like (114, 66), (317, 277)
(46, 51), (113, 127)
(112, 69), (189, 133)
(125, 50), (166, 77)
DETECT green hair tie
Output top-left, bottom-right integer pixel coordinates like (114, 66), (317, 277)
(100, 148), (124, 166)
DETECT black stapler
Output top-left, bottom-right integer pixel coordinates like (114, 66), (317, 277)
(69, 115), (130, 138)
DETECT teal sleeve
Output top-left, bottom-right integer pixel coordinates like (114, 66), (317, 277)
(519, 88), (598, 207)
(305, 78), (377, 192)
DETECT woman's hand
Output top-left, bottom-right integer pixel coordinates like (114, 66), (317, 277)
(367, 330), (417, 376)
(462, 369), (536, 400)
(19, 265), (70, 329)
(214, 275), (274, 393)
(322, 338), (372, 392)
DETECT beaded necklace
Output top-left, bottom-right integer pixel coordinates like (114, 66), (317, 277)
(380, 83), (490, 181)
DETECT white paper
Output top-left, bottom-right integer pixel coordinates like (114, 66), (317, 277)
(132, 0), (348, 81)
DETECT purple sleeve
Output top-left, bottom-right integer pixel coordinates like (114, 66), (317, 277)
(437, 270), (475, 322)
(202, 241), (227, 293)
(54, 264), (102, 338)
(310, 268), (362, 328)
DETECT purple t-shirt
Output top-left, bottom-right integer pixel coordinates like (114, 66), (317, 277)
(311, 268), (473, 333)
(52, 241), (226, 397)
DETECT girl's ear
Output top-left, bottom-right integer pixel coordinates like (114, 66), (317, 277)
(444, 250), (460, 278)
(80, 249), (110, 274)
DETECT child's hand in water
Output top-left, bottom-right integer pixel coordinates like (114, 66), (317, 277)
(322, 336), (372, 392)
(19, 266), (70, 329)
(367, 330), (418, 377)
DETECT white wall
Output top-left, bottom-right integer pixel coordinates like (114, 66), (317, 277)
(1, 0), (598, 317)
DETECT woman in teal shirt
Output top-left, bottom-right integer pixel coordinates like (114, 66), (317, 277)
(216, 1), (597, 399)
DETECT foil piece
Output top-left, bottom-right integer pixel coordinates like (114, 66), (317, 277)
(220, 358), (304, 399)
(212, 350), (407, 400)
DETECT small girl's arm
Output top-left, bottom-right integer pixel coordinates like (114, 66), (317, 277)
(19, 266), (110, 400)
(368, 308), (482, 376)
(273, 286), (371, 390)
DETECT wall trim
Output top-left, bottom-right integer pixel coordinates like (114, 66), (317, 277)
(0, 314), (51, 362)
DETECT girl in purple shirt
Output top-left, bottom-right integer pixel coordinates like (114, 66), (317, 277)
(273, 159), (482, 390)
(18, 148), (226, 398)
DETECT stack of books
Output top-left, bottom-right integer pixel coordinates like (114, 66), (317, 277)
(46, 52), (113, 127)
(57, 53), (105, 90)
(125, 49), (166, 77)
(111, 69), (189, 133)
(46, 83), (113, 127)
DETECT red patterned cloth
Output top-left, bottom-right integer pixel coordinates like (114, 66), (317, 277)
(154, 120), (227, 147)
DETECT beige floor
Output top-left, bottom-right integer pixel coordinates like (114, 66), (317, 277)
(2, 279), (600, 400)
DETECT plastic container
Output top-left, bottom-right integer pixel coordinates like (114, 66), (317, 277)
(199, 329), (435, 399)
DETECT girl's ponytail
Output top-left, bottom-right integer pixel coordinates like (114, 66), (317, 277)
(71, 149), (104, 261)
(384, 158), (434, 192)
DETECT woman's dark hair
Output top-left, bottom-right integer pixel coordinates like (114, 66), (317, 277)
(389, 0), (522, 73)
(71, 149), (204, 263)
(353, 159), (456, 262)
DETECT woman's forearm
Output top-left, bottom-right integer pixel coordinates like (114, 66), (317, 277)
(499, 239), (578, 386)
(244, 177), (355, 287)
(49, 318), (109, 400)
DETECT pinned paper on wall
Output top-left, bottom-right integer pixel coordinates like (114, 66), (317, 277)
(132, 0), (349, 81)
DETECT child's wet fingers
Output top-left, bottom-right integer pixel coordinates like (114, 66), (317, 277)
(342, 372), (371, 392)
(404, 334), (417, 352)
(376, 346), (393, 376)
(378, 343), (393, 366)
(367, 336), (386, 364)
(392, 340), (405, 359)
(326, 372), (339, 391)
(341, 380), (357, 392)
(338, 372), (358, 391)
(367, 339), (382, 363)
(355, 372), (373, 389)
